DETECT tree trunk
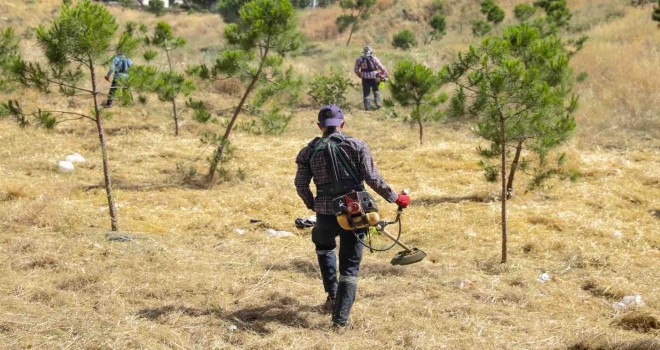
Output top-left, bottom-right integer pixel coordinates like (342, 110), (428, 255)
(164, 44), (179, 136)
(345, 9), (362, 47)
(499, 112), (507, 263)
(90, 60), (119, 231)
(206, 47), (270, 184)
(417, 118), (424, 145)
(506, 140), (523, 199)
(172, 98), (179, 136)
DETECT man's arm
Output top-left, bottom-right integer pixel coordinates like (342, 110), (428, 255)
(295, 147), (315, 211)
(358, 143), (398, 203)
(354, 57), (362, 78)
(106, 57), (118, 80)
(373, 56), (388, 78)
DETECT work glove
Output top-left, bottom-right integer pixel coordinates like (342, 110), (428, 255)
(395, 193), (410, 208)
(104, 76), (110, 82)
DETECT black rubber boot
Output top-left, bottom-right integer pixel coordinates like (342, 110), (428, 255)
(316, 249), (338, 297)
(363, 97), (371, 111)
(332, 278), (357, 327)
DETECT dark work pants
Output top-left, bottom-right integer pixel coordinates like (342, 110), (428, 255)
(361, 78), (380, 110)
(105, 78), (119, 107)
(312, 214), (364, 296)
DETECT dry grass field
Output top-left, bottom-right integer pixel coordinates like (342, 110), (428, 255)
(0, 0), (658, 349)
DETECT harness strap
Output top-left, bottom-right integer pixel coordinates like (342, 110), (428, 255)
(310, 134), (362, 196)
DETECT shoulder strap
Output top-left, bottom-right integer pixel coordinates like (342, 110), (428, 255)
(310, 134), (360, 184)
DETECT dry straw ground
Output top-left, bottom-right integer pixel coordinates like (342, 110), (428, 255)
(0, 0), (659, 349)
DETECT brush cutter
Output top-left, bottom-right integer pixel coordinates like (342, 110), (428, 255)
(335, 189), (427, 266)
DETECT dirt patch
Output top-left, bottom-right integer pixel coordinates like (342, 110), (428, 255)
(612, 312), (660, 333)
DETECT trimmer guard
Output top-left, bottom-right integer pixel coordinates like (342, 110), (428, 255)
(390, 248), (427, 266)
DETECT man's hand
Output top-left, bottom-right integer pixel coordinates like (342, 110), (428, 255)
(104, 76), (110, 82)
(395, 193), (410, 208)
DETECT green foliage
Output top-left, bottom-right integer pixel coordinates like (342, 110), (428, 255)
(308, 69), (355, 109)
(148, 0), (166, 16)
(37, 0), (118, 66)
(392, 29), (417, 49)
(534, 0), (571, 27)
(576, 71), (588, 82)
(336, 14), (357, 33)
(218, 0), (250, 23)
(653, 0), (660, 23)
(201, 0), (303, 182)
(471, 19), (492, 36)
(0, 27), (19, 91)
(514, 3), (536, 22)
(441, 23), (578, 192)
(118, 0), (135, 9)
(481, 0), (505, 24)
(429, 14), (447, 40)
(187, 98), (214, 123)
(337, 0), (376, 45)
(143, 49), (158, 62)
(224, 0), (302, 53)
(389, 59), (447, 144)
(259, 107), (293, 135)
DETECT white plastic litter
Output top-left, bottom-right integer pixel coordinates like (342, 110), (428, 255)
(58, 160), (75, 172)
(612, 230), (624, 238)
(538, 273), (551, 283)
(234, 228), (246, 235)
(266, 229), (294, 238)
(65, 153), (86, 163)
(612, 294), (644, 311)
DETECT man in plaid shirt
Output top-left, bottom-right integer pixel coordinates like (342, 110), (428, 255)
(354, 46), (388, 111)
(295, 105), (410, 327)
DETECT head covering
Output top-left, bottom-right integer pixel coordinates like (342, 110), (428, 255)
(363, 46), (373, 56)
(317, 104), (344, 127)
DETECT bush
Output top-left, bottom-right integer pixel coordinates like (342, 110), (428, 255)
(514, 3), (536, 22)
(430, 14), (446, 33)
(471, 19), (492, 36)
(481, 0), (505, 24)
(148, 0), (165, 16)
(308, 70), (354, 109)
(217, 0), (249, 23)
(392, 29), (417, 49)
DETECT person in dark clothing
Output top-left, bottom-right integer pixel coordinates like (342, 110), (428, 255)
(294, 104), (410, 327)
(103, 50), (132, 108)
(354, 46), (388, 111)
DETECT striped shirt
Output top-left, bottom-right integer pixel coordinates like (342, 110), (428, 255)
(295, 130), (398, 215)
(354, 55), (388, 80)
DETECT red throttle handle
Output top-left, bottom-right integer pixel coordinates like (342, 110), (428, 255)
(395, 188), (410, 211)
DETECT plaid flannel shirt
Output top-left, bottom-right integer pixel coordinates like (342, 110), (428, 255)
(295, 130), (398, 215)
(354, 55), (388, 80)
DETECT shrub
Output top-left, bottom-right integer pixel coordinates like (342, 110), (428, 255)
(392, 29), (417, 49)
(430, 14), (446, 33)
(514, 3), (536, 22)
(148, 0), (166, 16)
(471, 19), (492, 36)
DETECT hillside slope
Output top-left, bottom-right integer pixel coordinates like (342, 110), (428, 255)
(0, 1), (658, 349)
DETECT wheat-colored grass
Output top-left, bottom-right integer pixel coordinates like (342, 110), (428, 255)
(0, 1), (659, 349)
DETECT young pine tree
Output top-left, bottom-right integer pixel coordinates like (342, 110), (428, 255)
(192, 0), (303, 184)
(388, 59), (447, 144)
(135, 21), (194, 136)
(3, 0), (138, 231)
(441, 24), (578, 263)
(336, 0), (376, 47)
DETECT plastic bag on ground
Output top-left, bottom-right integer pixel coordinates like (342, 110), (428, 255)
(58, 160), (75, 172)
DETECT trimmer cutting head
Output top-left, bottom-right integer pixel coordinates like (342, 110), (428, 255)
(390, 248), (427, 266)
